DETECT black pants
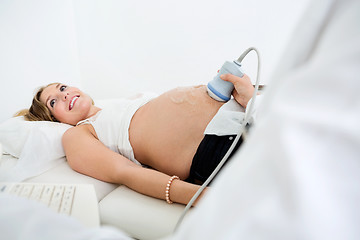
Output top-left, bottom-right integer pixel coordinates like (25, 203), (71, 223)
(186, 134), (243, 184)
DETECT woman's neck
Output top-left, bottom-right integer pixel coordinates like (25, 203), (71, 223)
(86, 105), (102, 119)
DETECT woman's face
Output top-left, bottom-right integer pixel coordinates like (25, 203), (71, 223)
(40, 83), (94, 125)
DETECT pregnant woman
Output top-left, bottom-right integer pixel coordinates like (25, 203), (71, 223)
(18, 73), (255, 205)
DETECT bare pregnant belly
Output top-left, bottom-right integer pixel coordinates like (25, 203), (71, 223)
(129, 85), (224, 180)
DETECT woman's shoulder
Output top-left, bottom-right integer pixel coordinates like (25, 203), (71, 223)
(63, 124), (98, 141)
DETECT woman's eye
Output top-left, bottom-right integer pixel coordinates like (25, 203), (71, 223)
(60, 85), (67, 91)
(50, 99), (56, 107)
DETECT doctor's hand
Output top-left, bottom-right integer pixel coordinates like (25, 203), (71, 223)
(220, 73), (254, 108)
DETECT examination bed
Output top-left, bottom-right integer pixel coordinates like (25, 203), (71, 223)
(0, 113), (187, 240)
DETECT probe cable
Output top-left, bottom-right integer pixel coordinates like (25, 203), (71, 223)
(174, 47), (261, 232)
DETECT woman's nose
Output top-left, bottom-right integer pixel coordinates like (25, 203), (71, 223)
(62, 92), (69, 100)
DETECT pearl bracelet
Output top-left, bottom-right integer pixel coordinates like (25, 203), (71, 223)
(165, 175), (179, 204)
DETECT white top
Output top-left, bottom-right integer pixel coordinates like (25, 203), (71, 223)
(77, 93), (157, 165)
(78, 92), (259, 163)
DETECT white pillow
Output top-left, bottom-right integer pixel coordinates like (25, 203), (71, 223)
(0, 116), (72, 181)
(0, 116), (71, 157)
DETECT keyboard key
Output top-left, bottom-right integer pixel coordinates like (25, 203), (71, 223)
(0, 184), (9, 193)
(40, 185), (54, 206)
(29, 185), (44, 201)
(49, 186), (65, 212)
(10, 184), (23, 196)
(20, 185), (34, 198)
(60, 186), (75, 215)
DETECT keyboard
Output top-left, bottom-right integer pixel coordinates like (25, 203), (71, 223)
(0, 182), (100, 227)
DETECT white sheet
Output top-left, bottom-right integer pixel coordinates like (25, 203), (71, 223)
(0, 193), (132, 240)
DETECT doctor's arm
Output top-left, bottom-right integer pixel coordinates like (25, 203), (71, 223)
(62, 126), (203, 206)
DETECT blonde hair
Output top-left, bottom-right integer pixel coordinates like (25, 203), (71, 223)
(15, 83), (95, 122)
(15, 83), (59, 122)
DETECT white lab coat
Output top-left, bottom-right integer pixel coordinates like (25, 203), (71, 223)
(170, 0), (360, 239)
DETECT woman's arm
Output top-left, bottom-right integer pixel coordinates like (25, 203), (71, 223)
(62, 125), (204, 206)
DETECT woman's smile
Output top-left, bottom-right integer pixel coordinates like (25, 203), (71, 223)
(69, 95), (80, 110)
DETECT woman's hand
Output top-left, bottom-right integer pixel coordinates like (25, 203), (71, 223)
(220, 73), (254, 108)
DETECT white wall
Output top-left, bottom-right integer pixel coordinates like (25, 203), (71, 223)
(0, 0), (310, 122)
(73, 0), (310, 98)
(0, 0), (81, 122)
